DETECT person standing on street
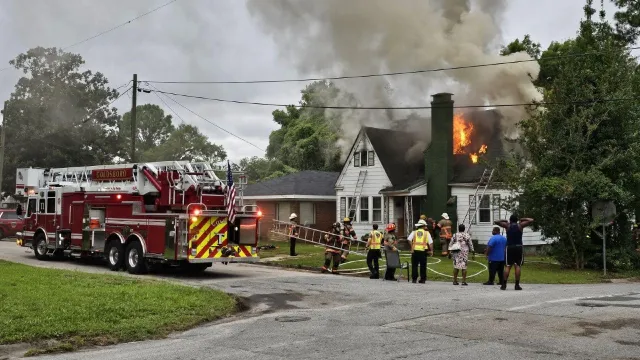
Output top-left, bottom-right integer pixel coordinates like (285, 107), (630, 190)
(383, 223), (399, 281)
(340, 217), (356, 263)
(321, 222), (342, 274)
(495, 214), (534, 290)
(448, 224), (474, 286)
(483, 227), (507, 286)
(408, 219), (434, 283)
(365, 224), (383, 279)
(288, 213), (299, 257)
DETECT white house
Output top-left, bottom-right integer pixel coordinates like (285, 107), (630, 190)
(334, 93), (547, 246)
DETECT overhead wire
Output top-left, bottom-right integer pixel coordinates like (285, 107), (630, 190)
(144, 82), (265, 151)
(140, 45), (640, 85)
(82, 85), (132, 123)
(0, 0), (178, 73)
(141, 87), (640, 110)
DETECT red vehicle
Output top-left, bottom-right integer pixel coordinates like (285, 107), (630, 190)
(0, 208), (24, 239)
(15, 161), (262, 274)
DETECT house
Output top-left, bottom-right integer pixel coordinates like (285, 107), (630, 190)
(334, 93), (547, 246)
(243, 170), (339, 240)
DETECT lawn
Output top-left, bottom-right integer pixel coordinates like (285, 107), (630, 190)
(258, 240), (639, 284)
(0, 260), (239, 356)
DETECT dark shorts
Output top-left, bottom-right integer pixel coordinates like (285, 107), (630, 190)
(506, 245), (524, 267)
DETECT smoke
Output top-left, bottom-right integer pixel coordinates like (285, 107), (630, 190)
(246, 0), (542, 159)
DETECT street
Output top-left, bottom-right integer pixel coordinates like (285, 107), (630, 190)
(1, 241), (640, 360)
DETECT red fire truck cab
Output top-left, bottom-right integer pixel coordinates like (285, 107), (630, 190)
(15, 161), (262, 274)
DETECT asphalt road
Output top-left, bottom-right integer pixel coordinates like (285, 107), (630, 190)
(2, 241), (640, 360)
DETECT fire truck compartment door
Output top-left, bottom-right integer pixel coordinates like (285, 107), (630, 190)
(188, 216), (227, 260)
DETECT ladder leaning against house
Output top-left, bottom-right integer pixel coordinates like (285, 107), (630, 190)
(346, 170), (367, 221)
(461, 168), (495, 233)
(405, 196), (414, 237)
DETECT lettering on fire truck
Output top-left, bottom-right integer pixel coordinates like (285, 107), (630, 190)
(91, 168), (133, 181)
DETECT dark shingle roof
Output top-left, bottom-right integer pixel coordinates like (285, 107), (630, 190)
(243, 170), (339, 197)
(363, 127), (426, 191)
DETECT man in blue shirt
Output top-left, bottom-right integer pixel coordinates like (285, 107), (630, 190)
(483, 227), (507, 286)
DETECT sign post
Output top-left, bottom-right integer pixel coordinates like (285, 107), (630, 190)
(592, 201), (616, 276)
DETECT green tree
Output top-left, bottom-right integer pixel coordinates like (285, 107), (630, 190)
(613, 0), (640, 44)
(498, 0), (640, 270)
(500, 34), (542, 59)
(2, 47), (120, 192)
(141, 123), (226, 163)
(238, 156), (297, 184)
(119, 104), (175, 161)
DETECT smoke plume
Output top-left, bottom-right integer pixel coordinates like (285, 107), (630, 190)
(246, 0), (542, 159)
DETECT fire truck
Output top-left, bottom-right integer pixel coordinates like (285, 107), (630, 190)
(14, 161), (262, 274)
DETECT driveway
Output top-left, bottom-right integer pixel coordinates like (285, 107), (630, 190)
(1, 242), (639, 360)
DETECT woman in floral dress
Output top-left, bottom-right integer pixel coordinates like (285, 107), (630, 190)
(449, 224), (475, 286)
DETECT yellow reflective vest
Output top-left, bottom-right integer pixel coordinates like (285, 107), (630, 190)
(414, 229), (428, 251)
(369, 230), (382, 250)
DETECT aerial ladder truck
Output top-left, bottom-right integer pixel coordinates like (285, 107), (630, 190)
(14, 161), (262, 274)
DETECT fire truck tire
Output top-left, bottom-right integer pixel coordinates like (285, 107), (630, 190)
(33, 233), (48, 261)
(106, 241), (125, 271)
(125, 241), (148, 274)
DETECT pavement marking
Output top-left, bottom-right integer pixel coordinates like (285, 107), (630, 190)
(507, 292), (637, 311)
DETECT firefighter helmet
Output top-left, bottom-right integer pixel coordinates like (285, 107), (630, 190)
(415, 219), (427, 227)
(386, 223), (396, 232)
(289, 213), (298, 220)
(419, 214), (427, 220)
(343, 217), (351, 223)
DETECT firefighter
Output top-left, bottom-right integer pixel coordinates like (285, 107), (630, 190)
(383, 223), (398, 281)
(340, 217), (356, 263)
(288, 213), (299, 257)
(420, 214), (427, 221)
(322, 222), (342, 274)
(365, 224), (383, 279)
(426, 217), (437, 240)
(409, 219), (434, 283)
(437, 213), (453, 256)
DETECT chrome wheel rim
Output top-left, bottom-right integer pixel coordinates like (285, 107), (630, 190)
(128, 248), (139, 268)
(109, 246), (119, 265)
(37, 239), (47, 255)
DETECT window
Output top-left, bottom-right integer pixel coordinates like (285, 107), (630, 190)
(469, 195), (476, 225)
(46, 191), (56, 214)
(340, 197), (346, 220)
(354, 152), (360, 167)
(276, 202), (291, 221)
(478, 195), (491, 223)
(360, 151), (368, 166)
(1, 212), (19, 220)
(367, 151), (375, 166)
(360, 197), (369, 222)
(354, 150), (374, 167)
(27, 198), (36, 217)
(347, 197), (357, 222)
(492, 194), (501, 222)
(300, 202), (316, 225)
(372, 196), (382, 222)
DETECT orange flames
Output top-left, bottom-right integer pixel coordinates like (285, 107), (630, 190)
(453, 113), (487, 164)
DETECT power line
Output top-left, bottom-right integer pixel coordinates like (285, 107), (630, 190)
(141, 46), (640, 85)
(144, 83), (265, 151)
(141, 87), (640, 110)
(82, 85), (132, 123)
(0, 0), (178, 73)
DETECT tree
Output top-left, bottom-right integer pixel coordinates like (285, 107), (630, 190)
(2, 47), (121, 192)
(141, 123), (226, 163)
(613, 0), (640, 44)
(119, 104), (175, 161)
(500, 34), (542, 59)
(498, 0), (640, 270)
(238, 156), (297, 184)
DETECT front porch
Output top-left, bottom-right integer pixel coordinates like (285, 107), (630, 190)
(380, 181), (427, 238)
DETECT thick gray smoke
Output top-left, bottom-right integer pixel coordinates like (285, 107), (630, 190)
(246, 0), (542, 159)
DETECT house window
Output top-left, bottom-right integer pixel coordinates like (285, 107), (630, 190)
(372, 196), (382, 222)
(347, 197), (357, 222)
(360, 196), (369, 222)
(492, 194), (501, 222)
(276, 202), (291, 221)
(339, 197), (346, 220)
(354, 152), (360, 167)
(354, 150), (374, 167)
(367, 151), (374, 166)
(478, 195), (491, 223)
(300, 202), (316, 225)
(469, 195), (476, 225)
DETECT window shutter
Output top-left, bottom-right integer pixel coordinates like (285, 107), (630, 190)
(340, 197), (346, 219)
(469, 195), (476, 225)
(354, 152), (360, 167)
(492, 194), (501, 223)
(368, 151), (375, 166)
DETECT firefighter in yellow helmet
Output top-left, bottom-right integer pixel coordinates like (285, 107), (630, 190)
(408, 219), (434, 283)
(437, 213), (453, 256)
(365, 224), (383, 279)
(340, 217), (356, 263)
(420, 214), (427, 221)
(321, 222), (342, 274)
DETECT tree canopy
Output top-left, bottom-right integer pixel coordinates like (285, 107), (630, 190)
(118, 104), (175, 162)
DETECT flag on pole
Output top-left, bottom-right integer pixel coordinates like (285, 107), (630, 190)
(226, 160), (237, 223)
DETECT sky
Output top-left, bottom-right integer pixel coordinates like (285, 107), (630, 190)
(0, 0), (621, 163)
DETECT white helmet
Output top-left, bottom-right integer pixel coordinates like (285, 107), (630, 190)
(415, 219), (427, 227)
(289, 213), (298, 220)
(441, 213), (450, 220)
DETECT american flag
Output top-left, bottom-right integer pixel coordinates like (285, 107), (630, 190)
(225, 160), (236, 223)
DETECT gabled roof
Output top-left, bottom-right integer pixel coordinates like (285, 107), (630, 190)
(362, 126), (426, 190)
(244, 170), (339, 197)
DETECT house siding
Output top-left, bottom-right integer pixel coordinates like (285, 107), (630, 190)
(335, 132), (392, 236)
(252, 200), (335, 241)
(451, 186), (547, 245)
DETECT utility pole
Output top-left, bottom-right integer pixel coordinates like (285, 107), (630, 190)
(0, 101), (7, 194)
(131, 74), (138, 163)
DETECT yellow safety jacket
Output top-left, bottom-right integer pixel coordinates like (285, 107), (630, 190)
(414, 229), (428, 251)
(369, 230), (382, 250)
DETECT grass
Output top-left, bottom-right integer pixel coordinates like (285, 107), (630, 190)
(0, 260), (239, 356)
(258, 240), (640, 284)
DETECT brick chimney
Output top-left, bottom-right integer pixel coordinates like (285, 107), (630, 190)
(424, 93), (455, 223)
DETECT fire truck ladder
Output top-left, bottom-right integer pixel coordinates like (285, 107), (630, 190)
(271, 220), (368, 257)
(405, 196), (414, 237)
(45, 164), (143, 191)
(461, 168), (495, 233)
(347, 170), (367, 220)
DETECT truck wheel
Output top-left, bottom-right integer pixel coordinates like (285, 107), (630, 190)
(125, 241), (147, 274)
(106, 241), (124, 271)
(33, 233), (48, 260)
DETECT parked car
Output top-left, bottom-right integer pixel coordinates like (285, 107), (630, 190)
(0, 209), (24, 239)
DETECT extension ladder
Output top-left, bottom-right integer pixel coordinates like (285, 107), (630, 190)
(271, 220), (368, 257)
(347, 170), (367, 220)
(405, 196), (414, 237)
(461, 168), (495, 232)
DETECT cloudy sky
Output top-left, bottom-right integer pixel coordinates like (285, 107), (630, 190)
(0, 0), (620, 162)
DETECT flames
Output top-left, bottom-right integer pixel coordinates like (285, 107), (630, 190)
(453, 113), (487, 164)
